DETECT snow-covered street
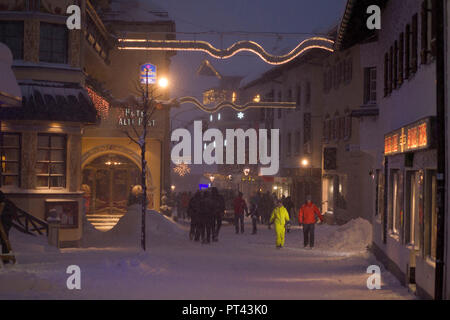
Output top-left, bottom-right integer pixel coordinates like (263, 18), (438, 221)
(0, 208), (415, 300)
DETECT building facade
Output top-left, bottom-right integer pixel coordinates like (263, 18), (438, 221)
(0, 0), (175, 244)
(337, 0), (441, 299)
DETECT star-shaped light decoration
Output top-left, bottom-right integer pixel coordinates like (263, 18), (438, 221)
(237, 112), (245, 119)
(173, 162), (191, 177)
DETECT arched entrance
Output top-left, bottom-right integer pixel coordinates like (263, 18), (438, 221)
(82, 154), (141, 231)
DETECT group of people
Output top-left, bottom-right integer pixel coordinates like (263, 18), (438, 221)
(187, 187), (225, 244)
(234, 191), (324, 249)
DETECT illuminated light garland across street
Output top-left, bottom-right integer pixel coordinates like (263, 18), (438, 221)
(168, 96), (296, 113)
(117, 37), (334, 65)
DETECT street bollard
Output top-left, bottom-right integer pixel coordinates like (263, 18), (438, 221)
(47, 216), (61, 248)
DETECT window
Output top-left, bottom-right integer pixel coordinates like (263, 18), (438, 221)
(424, 170), (437, 258)
(305, 81), (311, 105)
(296, 85), (302, 108)
(0, 21), (24, 60)
(389, 170), (403, 235)
(376, 170), (385, 219)
(36, 134), (66, 188)
(39, 23), (68, 63)
(364, 67), (377, 104)
(344, 58), (353, 84)
(411, 14), (419, 74)
(277, 108), (282, 119)
(405, 170), (424, 248)
(294, 131), (300, 155)
(303, 113), (311, 154)
(323, 117), (330, 143)
(344, 115), (352, 140)
(0, 133), (21, 187)
(286, 133), (292, 157)
(339, 117), (345, 140)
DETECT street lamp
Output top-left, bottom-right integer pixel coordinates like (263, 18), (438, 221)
(138, 70), (169, 251)
(158, 76), (169, 89)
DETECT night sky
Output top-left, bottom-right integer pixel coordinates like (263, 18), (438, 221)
(150, 0), (347, 106)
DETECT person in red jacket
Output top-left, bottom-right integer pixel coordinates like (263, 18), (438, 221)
(298, 195), (323, 249)
(233, 192), (248, 234)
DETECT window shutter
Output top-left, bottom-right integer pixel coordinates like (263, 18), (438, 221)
(393, 41), (398, 89)
(389, 46), (393, 93)
(405, 24), (411, 79)
(431, 0), (437, 56)
(384, 53), (389, 96)
(411, 14), (418, 74)
(399, 33), (404, 85)
(421, 0), (429, 64)
(364, 68), (371, 103)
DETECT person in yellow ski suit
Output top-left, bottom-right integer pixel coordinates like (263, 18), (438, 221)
(269, 200), (290, 248)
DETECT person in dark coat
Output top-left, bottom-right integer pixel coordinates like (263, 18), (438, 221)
(283, 196), (295, 223)
(0, 191), (17, 263)
(233, 192), (248, 234)
(248, 192), (261, 234)
(187, 191), (202, 241)
(199, 190), (215, 244)
(210, 187), (225, 242)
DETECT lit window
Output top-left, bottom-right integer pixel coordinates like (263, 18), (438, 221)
(218, 113), (221, 120)
(210, 114), (213, 122)
(36, 134), (66, 188)
(253, 94), (261, 102)
(0, 133), (21, 187)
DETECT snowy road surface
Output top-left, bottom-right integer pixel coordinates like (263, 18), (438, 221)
(0, 213), (415, 300)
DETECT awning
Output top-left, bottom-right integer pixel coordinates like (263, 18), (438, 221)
(0, 42), (22, 107)
(0, 80), (98, 123)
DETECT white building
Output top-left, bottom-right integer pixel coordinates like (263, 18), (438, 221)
(344, 0), (440, 299)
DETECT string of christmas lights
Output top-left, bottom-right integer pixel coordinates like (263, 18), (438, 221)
(86, 86), (110, 119)
(117, 37), (334, 65)
(169, 96), (296, 113)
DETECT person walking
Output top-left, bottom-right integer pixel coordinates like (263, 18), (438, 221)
(298, 195), (323, 249)
(233, 192), (248, 234)
(199, 190), (215, 244)
(269, 200), (290, 249)
(187, 191), (202, 241)
(210, 187), (225, 242)
(248, 192), (261, 234)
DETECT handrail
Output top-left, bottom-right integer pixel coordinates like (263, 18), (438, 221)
(12, 207), (48, 237)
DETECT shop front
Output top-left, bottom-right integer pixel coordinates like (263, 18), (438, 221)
(374, 117), (437, 298)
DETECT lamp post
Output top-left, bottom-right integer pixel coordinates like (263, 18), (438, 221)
(140, 68), (169, 251)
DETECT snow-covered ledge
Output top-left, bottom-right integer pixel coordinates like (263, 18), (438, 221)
(0, 42), (22, 107)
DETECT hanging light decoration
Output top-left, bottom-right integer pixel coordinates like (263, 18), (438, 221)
(173, 162), (191, 177)
(86, 86), (110, 119)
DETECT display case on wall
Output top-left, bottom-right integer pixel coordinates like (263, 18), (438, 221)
(45, 199), (79, 229)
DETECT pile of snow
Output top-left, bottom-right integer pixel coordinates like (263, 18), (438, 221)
(82, 205), (188, 248)
(317, 218), (372, 253)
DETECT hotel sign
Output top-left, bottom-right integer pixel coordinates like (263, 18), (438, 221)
(384, 117), (435, 156)
(119, 108), (156, 127)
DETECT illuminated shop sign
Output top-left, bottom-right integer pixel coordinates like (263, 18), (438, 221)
(384, 117), (435, 156)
